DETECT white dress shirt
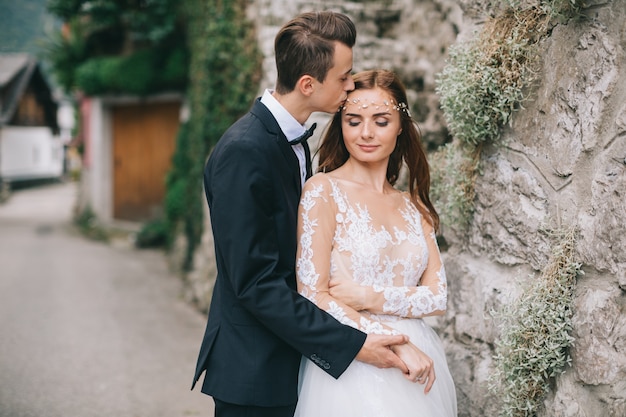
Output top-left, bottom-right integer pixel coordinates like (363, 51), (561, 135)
(260, 89), (308, 187)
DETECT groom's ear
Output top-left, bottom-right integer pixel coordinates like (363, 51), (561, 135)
(296, 75), (315, 97)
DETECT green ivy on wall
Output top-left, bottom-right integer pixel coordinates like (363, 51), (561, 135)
(163, 0), (262, 270)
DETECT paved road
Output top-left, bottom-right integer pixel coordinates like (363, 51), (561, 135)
(0, 181), (213, 417)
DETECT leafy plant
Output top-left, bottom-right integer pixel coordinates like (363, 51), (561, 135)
(45, 0), (187, 95)
(430, 142), (482, 229)
(73, 46), (187, 95)
(163, 0), (262, 268)
(73, 205), (109, 242)
(433, 0), (583, 232)
(489, 227), (582, 417)
(135, 218), (168, 249)
(43, 21), (87, 92)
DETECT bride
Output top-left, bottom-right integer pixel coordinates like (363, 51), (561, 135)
(294, 69), (457, 417)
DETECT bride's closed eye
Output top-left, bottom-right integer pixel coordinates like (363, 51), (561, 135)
(345, 117), (391, 127)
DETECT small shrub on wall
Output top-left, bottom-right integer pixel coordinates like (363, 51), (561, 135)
(489, 227), (582, 417)
(433, 0), (583, 233)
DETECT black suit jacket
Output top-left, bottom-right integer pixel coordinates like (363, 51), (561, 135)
(192, 99), (367, 407)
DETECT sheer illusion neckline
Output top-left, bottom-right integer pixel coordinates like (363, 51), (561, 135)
(323, 174), (403, 200)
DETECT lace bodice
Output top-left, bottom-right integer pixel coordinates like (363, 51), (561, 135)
(296, 174), (447, 335)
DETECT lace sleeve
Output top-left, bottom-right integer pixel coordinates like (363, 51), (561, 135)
(363, 218), (447, 318)
(296, 176), (400, 335)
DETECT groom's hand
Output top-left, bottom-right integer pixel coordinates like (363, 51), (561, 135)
(355, 334), (409, 373)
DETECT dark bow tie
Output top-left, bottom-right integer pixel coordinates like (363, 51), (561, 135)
(290, 123), (317, 145)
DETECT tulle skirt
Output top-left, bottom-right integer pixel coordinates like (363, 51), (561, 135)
(294, 319), (457, 417)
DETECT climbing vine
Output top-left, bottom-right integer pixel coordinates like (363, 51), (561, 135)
(163, 0), (262, 269)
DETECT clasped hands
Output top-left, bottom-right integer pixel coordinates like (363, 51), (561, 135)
(332, 279), (435, 394)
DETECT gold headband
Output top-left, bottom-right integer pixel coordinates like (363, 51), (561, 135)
(340, 97), (411, 117)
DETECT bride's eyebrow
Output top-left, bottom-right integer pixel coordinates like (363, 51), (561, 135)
(344, 112), (391, 117)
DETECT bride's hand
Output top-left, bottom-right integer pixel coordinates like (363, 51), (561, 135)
(329, 279), (368, 310)
(392, 343), (436, 394)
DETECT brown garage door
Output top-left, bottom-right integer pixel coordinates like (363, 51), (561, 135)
(112, 101), (179, 221)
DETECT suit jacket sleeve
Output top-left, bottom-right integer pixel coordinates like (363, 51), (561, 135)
(205, 130), (366, 379)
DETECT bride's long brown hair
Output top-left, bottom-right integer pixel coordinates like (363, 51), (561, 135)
(316, 69), (440, 231)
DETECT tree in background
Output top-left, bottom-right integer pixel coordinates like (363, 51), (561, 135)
(45, 0), (188, 95)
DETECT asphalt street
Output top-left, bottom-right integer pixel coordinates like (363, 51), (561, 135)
(0, 181), (213, 417)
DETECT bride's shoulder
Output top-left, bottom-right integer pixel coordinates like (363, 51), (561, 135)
(307, 172), (330, 183)
(304, 172), (336, 190)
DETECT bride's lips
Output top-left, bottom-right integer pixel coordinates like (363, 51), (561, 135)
(358, 144), (378, 152)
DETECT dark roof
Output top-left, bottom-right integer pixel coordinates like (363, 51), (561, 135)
(0, 53), (58, 130)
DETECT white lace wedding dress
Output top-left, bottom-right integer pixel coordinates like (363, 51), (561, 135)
(294, 174), (457, 417)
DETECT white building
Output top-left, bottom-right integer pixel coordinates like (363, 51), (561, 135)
(0, 53), (63, 184)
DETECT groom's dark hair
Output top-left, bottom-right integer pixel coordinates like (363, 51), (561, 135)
(274, 11), (356, 94)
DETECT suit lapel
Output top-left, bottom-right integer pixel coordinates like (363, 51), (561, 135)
(250, 99), (302, 191)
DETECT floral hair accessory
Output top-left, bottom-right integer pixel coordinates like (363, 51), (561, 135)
(340, 97), (411, 117)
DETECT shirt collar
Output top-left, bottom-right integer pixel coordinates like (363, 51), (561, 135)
(260, 89), (307, 142)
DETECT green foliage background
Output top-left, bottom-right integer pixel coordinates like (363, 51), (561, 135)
(44, 0), (262, 267)
(164, 0), (262, 269)
(45, 0), (188, 95)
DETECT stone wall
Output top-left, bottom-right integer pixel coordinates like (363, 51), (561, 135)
(250, 0), (463, 149)
(182, 1), (626, 416)
(442, 0), (626, 416)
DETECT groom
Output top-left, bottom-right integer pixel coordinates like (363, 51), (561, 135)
(192, 11), (409, 417)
